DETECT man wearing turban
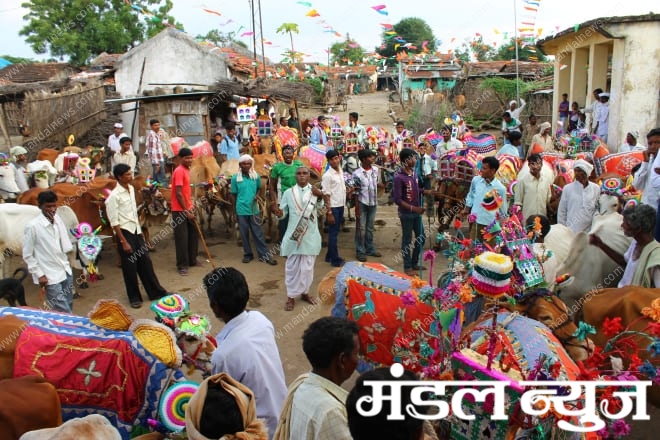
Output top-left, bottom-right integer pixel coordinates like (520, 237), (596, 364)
(557, 159), (600, 233)
(9, 146), (30, 193)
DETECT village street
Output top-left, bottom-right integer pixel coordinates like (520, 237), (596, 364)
(15, 90), (432, 385)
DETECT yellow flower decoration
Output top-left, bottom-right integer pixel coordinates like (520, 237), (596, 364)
(459, 284), (474, 303)
(641, 298), (660, 322)
(411, 277), (426, 289)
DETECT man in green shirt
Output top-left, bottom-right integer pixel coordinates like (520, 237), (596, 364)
(232, 155), (277, 265)
(270, 145), (303, 244)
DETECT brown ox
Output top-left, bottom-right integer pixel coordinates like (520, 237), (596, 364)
(192, 156), (233, 235)
(36, 148), (60, 166)
(434, 179), (469, 230)
(582, 287), (660, 406)
(0, 376), (62, 440)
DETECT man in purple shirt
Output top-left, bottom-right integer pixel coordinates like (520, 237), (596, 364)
(393, 148), (427, 276)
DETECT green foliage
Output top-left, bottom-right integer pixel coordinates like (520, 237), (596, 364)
(494, 38), (547, 62)
(454, 36), (497, 62)
(478, 77), (552, 103)
(276, 22), (300, 62)
(330, 39), (365, 65)
(196, 29), (247, 48)
(280, 50), (304, 64)
(19, 0), (182, 65)
(377, 17), (436, 64)
(303, 77), (323, 100)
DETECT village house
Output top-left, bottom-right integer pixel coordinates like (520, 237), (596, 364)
(537, 13), (660, 147)
(398, 54), (462, 103)
(0, 62), (105, 153)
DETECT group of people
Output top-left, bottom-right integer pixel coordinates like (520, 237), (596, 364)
(200, 266), (428, 440)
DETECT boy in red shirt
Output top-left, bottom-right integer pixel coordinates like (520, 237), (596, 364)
(171, 148), (199, 275)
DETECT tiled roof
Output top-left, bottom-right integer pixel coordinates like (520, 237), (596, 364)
(90, 52), (123, 68)
(464, 61), (547, 77)
(0, 62), (80, 83)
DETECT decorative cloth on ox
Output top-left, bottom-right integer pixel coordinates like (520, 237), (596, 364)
(0, 307), (182, 440)
(494, 154), (521, 190)
(438, 151), (458, 179)
(467, 311), (580, 381)
(462, 133), (497, 156)
(331, 262), (460, 373)
(273, 127), (299, 161)
(597, 151), (644, 178)
(298, 143), (327, 174)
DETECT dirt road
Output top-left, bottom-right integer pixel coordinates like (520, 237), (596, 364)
(15, 91), (425, 386)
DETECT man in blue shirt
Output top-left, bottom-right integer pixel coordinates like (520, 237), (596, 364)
(231, 155), (277, 265)
(461, 156), (508, 243)
(309, 115), (328, 146)
(497, 130), (522, 158)
(219, 122), (241, 162)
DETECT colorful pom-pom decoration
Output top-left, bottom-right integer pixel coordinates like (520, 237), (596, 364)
(470, 252), (513, 299)
(481, 189), (503, 212)
(601, 177), (623, 195)
(151, 294), (189, 320)
(175, 314), (211, 339)
(158, 381), (199, 432)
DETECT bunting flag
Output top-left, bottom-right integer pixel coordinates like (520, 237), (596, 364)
(202, 8), (222, 16)
(297, 1), (312, 6)
(306, 9), (320, 17)
(240, 31), (254, 37)
(371, 5), (389, 15)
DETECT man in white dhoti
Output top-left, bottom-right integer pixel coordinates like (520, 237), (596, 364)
(274, 166), (329, 311)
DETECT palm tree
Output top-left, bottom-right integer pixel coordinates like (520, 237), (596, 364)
(276, 22), (299, 63)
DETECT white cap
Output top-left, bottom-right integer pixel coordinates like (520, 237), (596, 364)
(114, 123), (123, 128)
(598, 92), (610, 98)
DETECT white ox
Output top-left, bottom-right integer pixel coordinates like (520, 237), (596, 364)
(19, 414), (121, 440)
(0, 164), (20, 201)
(0, 204), (80, 279)
(26, 160), (58, 188)
(555, 194), (630, 317)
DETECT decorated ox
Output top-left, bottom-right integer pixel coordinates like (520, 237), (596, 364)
(0, 375), (62, 440)
(0, 163), (20, 200)
(131, 177), (172, 250)
(19, 414), (121, 440)
(0, 306), (185, 439)
(26, 160), (58, 188)
(298, 142), (327, 176)
(493, 154), (521, 195)
(17, 178), (117, 234)
(193, 156), (232, 235)
(36, 148), (60, 166)
(462, 133), (497, 156)
(555, 198), (631, 317)
(581, 286), (660, 407)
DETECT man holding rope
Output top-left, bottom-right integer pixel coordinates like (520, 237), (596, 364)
(231, 154), (277, 266)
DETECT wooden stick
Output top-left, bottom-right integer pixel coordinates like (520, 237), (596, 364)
(193, 217), (216, 269)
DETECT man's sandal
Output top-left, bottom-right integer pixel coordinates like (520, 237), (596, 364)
(284, 297), (295, 311)
(300, 294), (318, 305)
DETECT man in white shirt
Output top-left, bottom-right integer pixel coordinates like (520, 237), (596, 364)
(508, 98), (526, 120)
(206, 267), (287, 439)
(111, 137), (137, 175)
(514, 153), (552, 221)
(105, 163), (170, 309)
(593, 92), (610, 142)
(434, 125), (463, 157)
(557, 159), (600, 233)
(107, 122), (127, 153)
(633, 130), (659, 210)
(9, 145), (29, 193)
(274, 317), (358, 440)
(619, 131), (646, 153)
(322, 149), (348, 267)
(22, 190), (74, 313)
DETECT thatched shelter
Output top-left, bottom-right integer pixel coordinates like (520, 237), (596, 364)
(214, 77), (315, 104)
(0, 78), (105, 154)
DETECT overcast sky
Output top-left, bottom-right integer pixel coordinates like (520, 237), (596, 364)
(0, 0), (654, 63)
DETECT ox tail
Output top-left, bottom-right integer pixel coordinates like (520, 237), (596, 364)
(12, 267), (28, 283)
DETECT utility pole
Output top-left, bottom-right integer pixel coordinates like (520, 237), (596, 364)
(257, 0), (266, 77)
(249, 0), (258, 78)
(513, 0), (520, 105)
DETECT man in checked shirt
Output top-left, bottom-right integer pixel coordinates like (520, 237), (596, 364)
(146, 118), (167, 184)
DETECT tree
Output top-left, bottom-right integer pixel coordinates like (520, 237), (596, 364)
(329, 39), (366, 65)
(377, 17), (436, 64)
(19, 0), (182, 65)
(280, 49), (304, 64)
(494, 38), (547, 62)
(197, 30), (247, 49)
(453, 36), (497, 62)
(276, 22), (299, 64)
